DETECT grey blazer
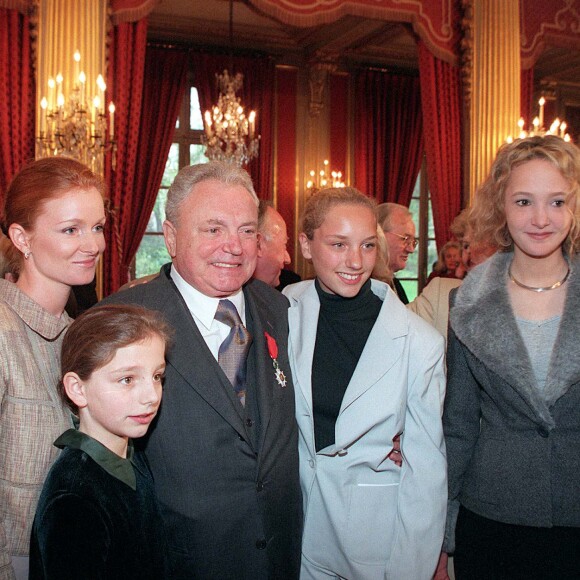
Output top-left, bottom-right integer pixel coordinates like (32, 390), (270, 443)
(285, 279), (447, 580)
(443, 252), (580, 552)
(104, 264), (302, 579)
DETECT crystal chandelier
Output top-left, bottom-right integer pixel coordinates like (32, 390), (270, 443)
(36, 51), (116, 175)
(201, 70), (259, 166)
(507, 97), (571, 143)
(306, 159), (346, 193)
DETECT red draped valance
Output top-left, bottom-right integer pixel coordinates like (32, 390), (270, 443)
(110, 0), (159, 24)
(520, 0), (580, 69)
(248, 0), (462, 63)
(0, 0), (159, 22)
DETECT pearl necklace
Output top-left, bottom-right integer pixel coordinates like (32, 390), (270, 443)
(508, 265), (570, 292)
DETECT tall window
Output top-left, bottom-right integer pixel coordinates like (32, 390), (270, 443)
(397, 160), (438, 302)
(134, 84), (207, 278)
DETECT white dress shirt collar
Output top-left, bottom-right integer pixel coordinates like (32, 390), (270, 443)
(169, 264), (246, 327)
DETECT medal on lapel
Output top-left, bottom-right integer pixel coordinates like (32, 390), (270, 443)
(264, 332), (287, 388)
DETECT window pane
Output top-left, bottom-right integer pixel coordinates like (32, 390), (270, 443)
(135, 235), (170, 278)
(190, 87), (204, 130)
(190, 143), (207, 165)
(161, 143), (180, 187)
(145, 188), (167, 233)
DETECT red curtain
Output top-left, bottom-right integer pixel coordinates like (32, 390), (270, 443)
(354, 69), (424, 206)
(0, 7), (34, 201)
(521, 67), (534, 123)
(418, 41), (462, 250)
(103, 19), (148, 296)
(120, 45), (188, 283)
(192, 52), (275, 199)
(104, 31), (188, 296)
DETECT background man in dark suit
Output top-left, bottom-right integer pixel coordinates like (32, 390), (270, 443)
(104, 162), (302, 579)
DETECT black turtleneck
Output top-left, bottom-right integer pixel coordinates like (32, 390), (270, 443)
(312, 278), (382, 451)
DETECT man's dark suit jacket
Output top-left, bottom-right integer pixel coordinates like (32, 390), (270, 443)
(393, 276), (409, 304)
(103, 264), (302, 579)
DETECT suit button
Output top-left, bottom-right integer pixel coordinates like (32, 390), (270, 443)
(256, 481), (264, 492)
(308, 459), (315, 468)
(537, 426), (549, 438)
(238, 434), (245, 441)
(256, 539), (267, 550)
(246, 418), (254, 427)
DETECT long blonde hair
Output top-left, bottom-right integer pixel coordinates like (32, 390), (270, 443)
(469, 135), (580, 255)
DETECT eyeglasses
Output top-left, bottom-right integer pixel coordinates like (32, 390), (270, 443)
(388, 232), (419, 249)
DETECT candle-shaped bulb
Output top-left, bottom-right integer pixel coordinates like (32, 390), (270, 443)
(39, 97), (48, 135)
(560, 122), (567, 137)
(57, 93), (65, 108)
(96, 74), (106, 92)
(79, 71), (86, 84)
(204, 110), (213, 138)
(517, 117), (524, 130)
(248, 110), (256, 137)
(56, 73), (63, 85)
(538, 97), (545, 128)
(91, 96), (100, 127)
(48, 78), (55, 89)
(73, 50), (81, 63)
(108, 102), (115, 137)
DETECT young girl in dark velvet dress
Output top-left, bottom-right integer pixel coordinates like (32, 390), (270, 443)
(29, 304), (172, 580)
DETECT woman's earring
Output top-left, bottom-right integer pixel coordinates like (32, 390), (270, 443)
(24, 250), (31, 259)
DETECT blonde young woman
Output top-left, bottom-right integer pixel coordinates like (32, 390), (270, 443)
(284, 187), (447, 579)
(443, 135), (580, 579)
(0, 157), (106, 579)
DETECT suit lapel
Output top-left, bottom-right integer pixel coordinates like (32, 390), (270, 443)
(340, 290), (407, 413)
(287, 285), (319, 415)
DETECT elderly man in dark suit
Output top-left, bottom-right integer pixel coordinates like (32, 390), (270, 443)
(104, 162), (302, 579)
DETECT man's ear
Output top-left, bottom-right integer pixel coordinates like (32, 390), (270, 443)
(163, 220), (177, 258)
(298, 232), (312, 260)
(257, 232), (264, 257)
(63, 372), (88, 410)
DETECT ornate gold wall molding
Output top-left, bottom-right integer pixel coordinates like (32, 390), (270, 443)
(468, 0), (520, 200)
(308, 51), (339, 117)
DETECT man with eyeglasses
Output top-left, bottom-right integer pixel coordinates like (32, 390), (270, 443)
(377, 202), (419, 304)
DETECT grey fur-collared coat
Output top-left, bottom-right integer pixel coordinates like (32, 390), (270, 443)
(443, 252), (580, 553)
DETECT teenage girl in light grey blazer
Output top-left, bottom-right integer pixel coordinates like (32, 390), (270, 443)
(284, 188), (447, 580)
